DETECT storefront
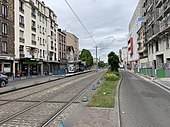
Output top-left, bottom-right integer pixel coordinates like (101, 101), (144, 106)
(18, 58), (43, 76)
(0, 56), (14, 77)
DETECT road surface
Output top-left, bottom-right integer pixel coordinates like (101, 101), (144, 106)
(120, 70), (170, 127)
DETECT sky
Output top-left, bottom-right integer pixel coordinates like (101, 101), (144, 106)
(43, 0), (139, 62)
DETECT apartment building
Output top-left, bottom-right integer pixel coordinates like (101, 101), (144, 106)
(0, 0), (14, 76)
(128, 0), (144, 70)
(141, 0), (170, 69)
(119, 46), (128, 68)
(63, 30), (79, 61)
(14, 0), (58, 76)
(57, 29), (67, 70)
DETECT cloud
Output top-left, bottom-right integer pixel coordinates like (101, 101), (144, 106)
(43, 0), (138, 62)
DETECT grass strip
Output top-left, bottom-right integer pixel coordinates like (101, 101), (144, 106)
(87, 72), (120, 108)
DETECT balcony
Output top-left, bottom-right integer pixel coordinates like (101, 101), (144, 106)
(155, 0), (162, 8)
(138, 47), (146, 54)
(32, 40), (36, 45)
(19, 22), (25, 28)
(19, 37), (25, 43)
(137, 37), (142, 44)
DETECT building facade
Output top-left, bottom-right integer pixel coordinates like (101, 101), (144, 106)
(0, 0), (14, 76)
(128, 0), (145, 70)
(63, 30), (79, 61)
(119, 46), (128, 68)
(57, 29), (67, 70)
(142, 0), (170, 69)
(14, 0), (58, 76)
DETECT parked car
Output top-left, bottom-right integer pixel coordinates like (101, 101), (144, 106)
(0, 74), (8, 87)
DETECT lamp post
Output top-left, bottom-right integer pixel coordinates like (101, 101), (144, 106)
(47, 35), (51, 75)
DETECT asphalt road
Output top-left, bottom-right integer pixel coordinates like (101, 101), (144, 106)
(120, 70), (170, 127)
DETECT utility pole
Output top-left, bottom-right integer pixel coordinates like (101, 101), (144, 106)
(96, 46), (98, 72)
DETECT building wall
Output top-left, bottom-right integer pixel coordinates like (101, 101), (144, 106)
(142, 0), (170, 69)
(63, 30), (79, 61)
(14, 0), (58, 75)
(0, 0), (14, 76)
(128, 0), (145, 70)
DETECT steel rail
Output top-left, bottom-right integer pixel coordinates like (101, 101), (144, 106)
(0, 72), (102, 125)
(0, 72), (93, 107)
(40, 72), (104, 127)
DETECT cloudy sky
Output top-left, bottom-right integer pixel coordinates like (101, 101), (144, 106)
(43, 0), (138, 62)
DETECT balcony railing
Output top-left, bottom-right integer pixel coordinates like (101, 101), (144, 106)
(156, 0), (162, 8)
(19, 37), (25, 43)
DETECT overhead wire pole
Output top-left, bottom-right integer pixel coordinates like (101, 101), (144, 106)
(96, 46), (98, 72)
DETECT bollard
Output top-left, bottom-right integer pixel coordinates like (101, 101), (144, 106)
(92, 85), (96, 90)
(57, 121), (65, 127)
(48, 77), (51, 81)
(82, 95), (88, 102)
(12, 84), (16, 90)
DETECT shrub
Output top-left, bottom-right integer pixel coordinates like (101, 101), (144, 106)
(104, 72), (119, 81)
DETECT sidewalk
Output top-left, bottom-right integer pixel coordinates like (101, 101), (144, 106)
(154, 78), (170, 90)
(0, 71), (91, 94)
(130, 70), (170, 91)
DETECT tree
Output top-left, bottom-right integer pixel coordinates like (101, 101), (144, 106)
(79, 49), (93, 67)
(108, 51), (119, 72)
(98, 61), (105, 68)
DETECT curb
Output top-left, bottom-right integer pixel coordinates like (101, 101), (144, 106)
(115, 77), (123, 127)
(153, 80), (170, 91)
(128, 71), (170, 92)
(0, 71), (92, 95)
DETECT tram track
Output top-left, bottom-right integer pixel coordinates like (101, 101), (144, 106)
(0, 72), (93, 107)
(0, 71), (104, 126)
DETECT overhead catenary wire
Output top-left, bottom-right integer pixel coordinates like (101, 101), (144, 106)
(64, 0), (97, 45)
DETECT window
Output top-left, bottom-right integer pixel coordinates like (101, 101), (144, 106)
(31, 7), (36, 18)
(19, 45), (24, 52)
(1, 41), (7, 53)
(1, 4), (7, 18)
(32, 34), (36, 45)
(19, 30), (24, 38)
(19, 30), (25, 43)
(42, 27), (44, 34)
(43, 39), (45, 45)
(40, 37), (42, 45)
(31, 20), (36, 32)
(39, 26), (41, 33)
(19, 0), (24, 13)
(19, 15), (24, 28)
(166, 37), (169, 49)
(156, 41), (159, 52)
(40, 49), (42, 58)
(43, 50), (45, 58)
(1, 23), (7, 36)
